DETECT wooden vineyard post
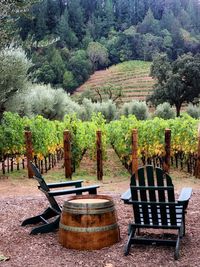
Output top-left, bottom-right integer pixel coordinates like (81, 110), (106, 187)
(164, 128), (171, 173)
(24, 131), (34, 178)
(195, 126), (200, 178)
(96, 130), (103, 180)
(132, 129), (138, 175)
(63, 130), (72, 179)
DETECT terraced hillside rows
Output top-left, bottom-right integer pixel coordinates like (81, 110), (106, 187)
(75, 60), (155, 103)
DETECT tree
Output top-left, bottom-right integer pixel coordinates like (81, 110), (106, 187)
(57, 9), (78, 48)
(46, 0), (61, 33)
(32, 47), (65, 86)
(68, 50), (92, 87)
(148, 53), (200, 116)
(95, 0), (115, 37)
(142, 34), (164, 61)
(137, 9), (160, 36)
(63, 71), (77, 92)
(94, 84), (123, 103)
(187, 0), (200, 33)
(0, 46), (32, 119)
(0, 0), (39, 47)
(104, 0), (115, 30)
(67, 0), (84, 40)
(160, 8), (178, 32)
(31, 0), (48, 41)
(178, 8), (192, 30)
(50, 49), (65, 84)
(33, 63), (56, 84)
(87, 42), (109, 70)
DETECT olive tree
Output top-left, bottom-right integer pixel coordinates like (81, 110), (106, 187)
(0, 0), (39, 47)
(6, 84), (81, 120)
(0, 46), (32, 119)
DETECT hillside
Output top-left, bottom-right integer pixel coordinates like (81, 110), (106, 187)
(75, 61), (155, 103)
(2, 0), (199, 91)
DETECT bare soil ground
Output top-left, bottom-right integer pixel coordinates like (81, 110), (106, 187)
(0, 153), (200, 267)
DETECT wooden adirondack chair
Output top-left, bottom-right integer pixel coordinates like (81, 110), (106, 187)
(121, 165), (192, 260)
(22, 162), (99, 234)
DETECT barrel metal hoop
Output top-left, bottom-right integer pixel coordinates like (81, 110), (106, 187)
(59, 222), (118, 233)
(64, 202), (114, 209)
(62, 206), (115, 215)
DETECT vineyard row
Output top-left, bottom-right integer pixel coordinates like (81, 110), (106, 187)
(0, 112), (199, 177)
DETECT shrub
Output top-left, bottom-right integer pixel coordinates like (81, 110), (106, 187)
(153, 102), (175, 119)
(98, 100), (117, 122)
(77, 99), (117, 122)
(78, 98), (94, 121)
(186, 104), (200, 119)
(119, 101), (149, 120)
(6, 84), (81, 120)
(120, 102), (130, 117)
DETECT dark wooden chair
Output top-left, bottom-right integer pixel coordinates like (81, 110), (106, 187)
(22, 162), (99, 235)
(121, 165), (192, 260)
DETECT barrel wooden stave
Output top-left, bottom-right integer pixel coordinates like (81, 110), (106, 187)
(59, 195), (120, 250)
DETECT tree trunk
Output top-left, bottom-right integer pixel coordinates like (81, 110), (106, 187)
(0, 105), (6, 122)
(175, 103), (181, 117)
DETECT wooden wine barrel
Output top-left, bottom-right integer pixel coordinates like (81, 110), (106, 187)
(59, 195), (120, 250)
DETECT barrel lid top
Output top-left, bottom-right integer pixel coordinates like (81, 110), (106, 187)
(68, 199), (109, 204)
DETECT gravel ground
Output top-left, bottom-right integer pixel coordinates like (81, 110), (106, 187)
(0, 189), (199, 267)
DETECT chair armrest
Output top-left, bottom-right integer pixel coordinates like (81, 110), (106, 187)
(47, 180), (83, 188)
(49, 185), (100, 196)
(121, 189), (132, 204)
(178, 187), (192, 209)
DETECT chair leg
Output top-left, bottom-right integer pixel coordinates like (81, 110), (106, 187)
(174, 229), (181, 260)
(182, 217), (185, 237)
(180, 223), (184, 238)
(21, 207), (59, 226)
(124, 224), (136, 256)
(30, 216), (60, 235)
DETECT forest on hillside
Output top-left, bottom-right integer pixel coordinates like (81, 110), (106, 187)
(2, 0), (200, 92)
(0, 0), (200, 121)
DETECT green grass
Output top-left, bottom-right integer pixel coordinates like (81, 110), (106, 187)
(3, 164), (199, 194)
(110, 60), (152, 72)
(3, 160), (129, 185)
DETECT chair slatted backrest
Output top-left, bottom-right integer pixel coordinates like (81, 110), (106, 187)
(30, 162), (50, 192)
(30, 162), (61, 212)
(130, 165), (182, 227)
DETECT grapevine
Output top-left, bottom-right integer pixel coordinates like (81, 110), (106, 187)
(108, 114), (199, 171)
(0, 112), (198, 174)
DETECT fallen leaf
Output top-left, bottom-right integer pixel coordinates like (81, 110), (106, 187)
(0, 254), (10, 262)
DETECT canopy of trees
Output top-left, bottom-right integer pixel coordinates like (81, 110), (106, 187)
(5, 0), (199, 92)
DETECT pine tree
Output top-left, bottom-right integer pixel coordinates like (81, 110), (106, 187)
(137, 9), (160, 35)
(67, 0), (85, 40)
(57, 9), (78, 48)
